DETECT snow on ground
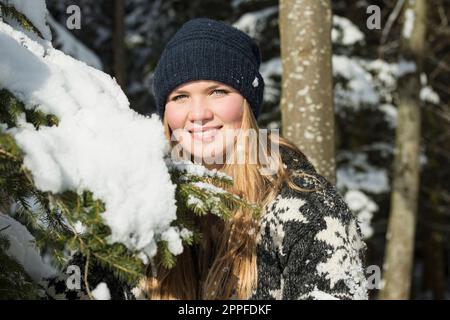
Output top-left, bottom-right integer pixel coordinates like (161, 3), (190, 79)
(0, 18), (179, 258)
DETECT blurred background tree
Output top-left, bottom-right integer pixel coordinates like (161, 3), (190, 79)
(279, 0), (336, 184)
(380, 0), (426, 299)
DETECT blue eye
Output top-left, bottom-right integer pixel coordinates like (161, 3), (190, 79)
(172, 94), (188, 101)
(171, 89), (228, 101)
(212, 89), (228, 96)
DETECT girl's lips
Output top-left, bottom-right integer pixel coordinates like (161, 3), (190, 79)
(190, 126), (222, 142)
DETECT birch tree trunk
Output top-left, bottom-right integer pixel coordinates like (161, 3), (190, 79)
(379, 0), (426, 300)
(278, 0), (335, 183)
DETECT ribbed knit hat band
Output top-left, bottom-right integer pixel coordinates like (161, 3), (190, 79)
(152, 18), (265, 119)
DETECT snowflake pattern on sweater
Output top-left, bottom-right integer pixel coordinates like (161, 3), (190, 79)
(249, 147), (368, 300)
(44, 146), (368, 300)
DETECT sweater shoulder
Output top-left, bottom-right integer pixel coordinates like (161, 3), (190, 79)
(254, 148), (368, 300)
(276, 146), (354, 224)
(259, 146), (363, 255)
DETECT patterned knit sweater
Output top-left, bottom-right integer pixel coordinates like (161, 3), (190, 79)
(44, 147), (368, 300)
(249, 147), (367, 300)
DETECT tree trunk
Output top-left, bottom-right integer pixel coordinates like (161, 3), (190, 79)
(278, 0), (335, 183)
(113, 0), (126, 91)
(423, 227), (445, 299)
(379, 0), (426, 300)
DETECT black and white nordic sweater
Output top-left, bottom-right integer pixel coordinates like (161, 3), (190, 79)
(249, 146), (367, 300)
(44, 146), (368, 300)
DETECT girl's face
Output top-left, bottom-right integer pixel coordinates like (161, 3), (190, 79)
(165, 80), (244, 168)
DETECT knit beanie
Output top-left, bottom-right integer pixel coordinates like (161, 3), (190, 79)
(152, 17), (265, 119)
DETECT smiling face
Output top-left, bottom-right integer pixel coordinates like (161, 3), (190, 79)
(164, 80), (244, 168)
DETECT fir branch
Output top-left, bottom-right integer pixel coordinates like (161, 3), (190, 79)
(0, 86), (263, 298)
(0, 234), (42, 299)
(0, 147), (18, 161)
(158, 240), (176, 269)
(91, 251), (143, 282)
(0, 89), (59, 129)
(83, 251), (94, 300)
(0, 2), (44, 38)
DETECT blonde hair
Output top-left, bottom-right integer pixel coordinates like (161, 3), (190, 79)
(141, 99), (321, 299)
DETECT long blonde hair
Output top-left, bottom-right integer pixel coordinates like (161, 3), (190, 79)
(142, 99), (320, 299)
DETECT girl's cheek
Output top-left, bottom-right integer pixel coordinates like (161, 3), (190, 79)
(165, 103), (187, 130)
(214, 96), (244, 125)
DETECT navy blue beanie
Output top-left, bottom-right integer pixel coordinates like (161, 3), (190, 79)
(152, 18), (265, 119)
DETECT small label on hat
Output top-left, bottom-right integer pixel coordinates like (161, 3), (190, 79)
(252, 76), (259, 88)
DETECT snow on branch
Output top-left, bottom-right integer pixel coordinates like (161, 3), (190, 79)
(0, 1), (260, 295)
(0, 19), (178, 257)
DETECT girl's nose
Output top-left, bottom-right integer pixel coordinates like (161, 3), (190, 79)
(188, 97), (214, 122)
